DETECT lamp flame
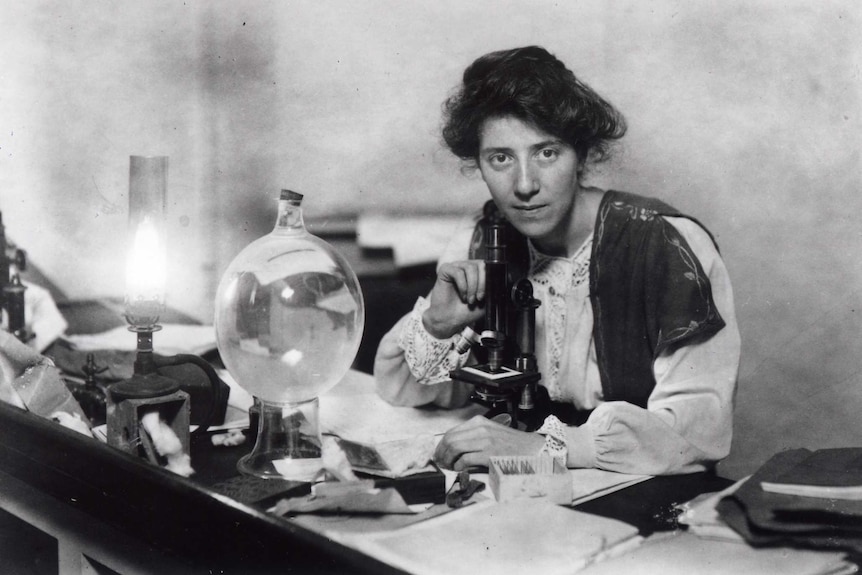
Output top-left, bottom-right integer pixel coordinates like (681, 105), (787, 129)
(125, 215), (166, 329)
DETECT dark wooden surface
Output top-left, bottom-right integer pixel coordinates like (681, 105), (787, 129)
(575, 470), (733, 535)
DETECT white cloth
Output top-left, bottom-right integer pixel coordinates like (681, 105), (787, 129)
(374, 207), (740, 475)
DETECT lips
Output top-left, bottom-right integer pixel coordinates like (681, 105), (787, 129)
(512, 204), (547, 214)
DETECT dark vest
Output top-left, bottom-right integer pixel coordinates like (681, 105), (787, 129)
(471, 191), (725, 409)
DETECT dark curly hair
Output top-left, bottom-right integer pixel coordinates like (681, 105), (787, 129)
(442, 46), (626, 166)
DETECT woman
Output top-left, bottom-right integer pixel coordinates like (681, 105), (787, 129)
(374, 46), (740, 476)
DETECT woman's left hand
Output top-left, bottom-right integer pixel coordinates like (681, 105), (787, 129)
(433, 415), (546, 470)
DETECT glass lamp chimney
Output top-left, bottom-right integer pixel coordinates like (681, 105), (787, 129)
(125, 156), (168, 331)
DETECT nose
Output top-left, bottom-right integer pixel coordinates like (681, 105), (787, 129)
(514, 162), (539, 200)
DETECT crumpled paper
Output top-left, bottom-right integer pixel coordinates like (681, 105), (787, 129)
(336, 434), (438, 479)
(0, 330), (90, 434)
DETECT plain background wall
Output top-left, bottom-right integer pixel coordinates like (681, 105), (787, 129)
(1, 0), (859, 478)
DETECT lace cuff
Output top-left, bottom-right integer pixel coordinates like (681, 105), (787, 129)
(537, 415), (569, 466)
(398, 297), (472, 385)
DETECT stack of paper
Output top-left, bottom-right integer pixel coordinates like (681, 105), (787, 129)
(583, 469), (857, 575)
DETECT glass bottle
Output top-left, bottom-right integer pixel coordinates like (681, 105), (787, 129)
(215, 190), (365, 480)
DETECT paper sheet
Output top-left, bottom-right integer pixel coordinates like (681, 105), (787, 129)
(319, 377), (486, 443)
(570, 468), (652, 505)
(338, 499), (641, 575)
(579, 531), (855, 575)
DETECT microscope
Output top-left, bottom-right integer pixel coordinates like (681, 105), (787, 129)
(449, 204), (542, 431)
(0, 211), (32, 343)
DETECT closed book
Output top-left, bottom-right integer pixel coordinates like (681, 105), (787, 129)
(761, 448), (862, 500)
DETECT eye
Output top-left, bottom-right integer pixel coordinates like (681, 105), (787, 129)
(487, 153), (511, 167)
(538, 148), (559, 160)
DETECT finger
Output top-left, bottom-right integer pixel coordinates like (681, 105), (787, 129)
(436, 263), (458, 286)
(434, 434), (460, 468)
(434, 442), (459, 470)
(434, 430), (479, 469)
(441, 265), (470, 304)
(452, 450), (490, 471)
(434, 431), (490, 469)
(462, 263), (480, 305)
(433, 415), (497, 468)
(438, 261), (487, 307)
(436, 439), (482, 471)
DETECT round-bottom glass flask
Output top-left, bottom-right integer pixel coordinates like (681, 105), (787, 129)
(214, 190), (365, 480)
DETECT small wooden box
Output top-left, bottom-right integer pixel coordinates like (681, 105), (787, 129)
(106, 390), (190, 460)
(489, 455), (572, 505)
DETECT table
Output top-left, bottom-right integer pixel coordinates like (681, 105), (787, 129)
(0, 362), (733, 574)
(0, 381), (397, 574)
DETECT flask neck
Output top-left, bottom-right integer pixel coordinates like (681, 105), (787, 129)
(274, 200), (306, 234)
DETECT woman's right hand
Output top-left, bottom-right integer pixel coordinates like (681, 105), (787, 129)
(422, 260), (486, 339)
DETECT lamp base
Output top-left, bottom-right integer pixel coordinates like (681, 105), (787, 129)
(238, 397), (323, 481)
(106, 370), (189, 462)
(110, 372), (179, 400)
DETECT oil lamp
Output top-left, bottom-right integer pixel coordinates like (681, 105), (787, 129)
(107, 156), (225, 462)
(124, 155), (168, 337)
(120, 156), (175, 395)
(215, 190), (365, 480)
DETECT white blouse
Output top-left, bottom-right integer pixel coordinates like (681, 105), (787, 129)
(374, 209), (740, 475)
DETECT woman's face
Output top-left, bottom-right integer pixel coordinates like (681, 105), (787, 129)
(477, 116), (582, 255)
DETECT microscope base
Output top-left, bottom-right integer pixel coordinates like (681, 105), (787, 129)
(450, 364), (542, 431)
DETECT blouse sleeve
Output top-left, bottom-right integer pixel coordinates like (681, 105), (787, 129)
(373, 212), (481, 409)
(566, 217), (741, 475)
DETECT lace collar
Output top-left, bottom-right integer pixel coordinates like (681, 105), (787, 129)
(528, 236), (593, 294)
